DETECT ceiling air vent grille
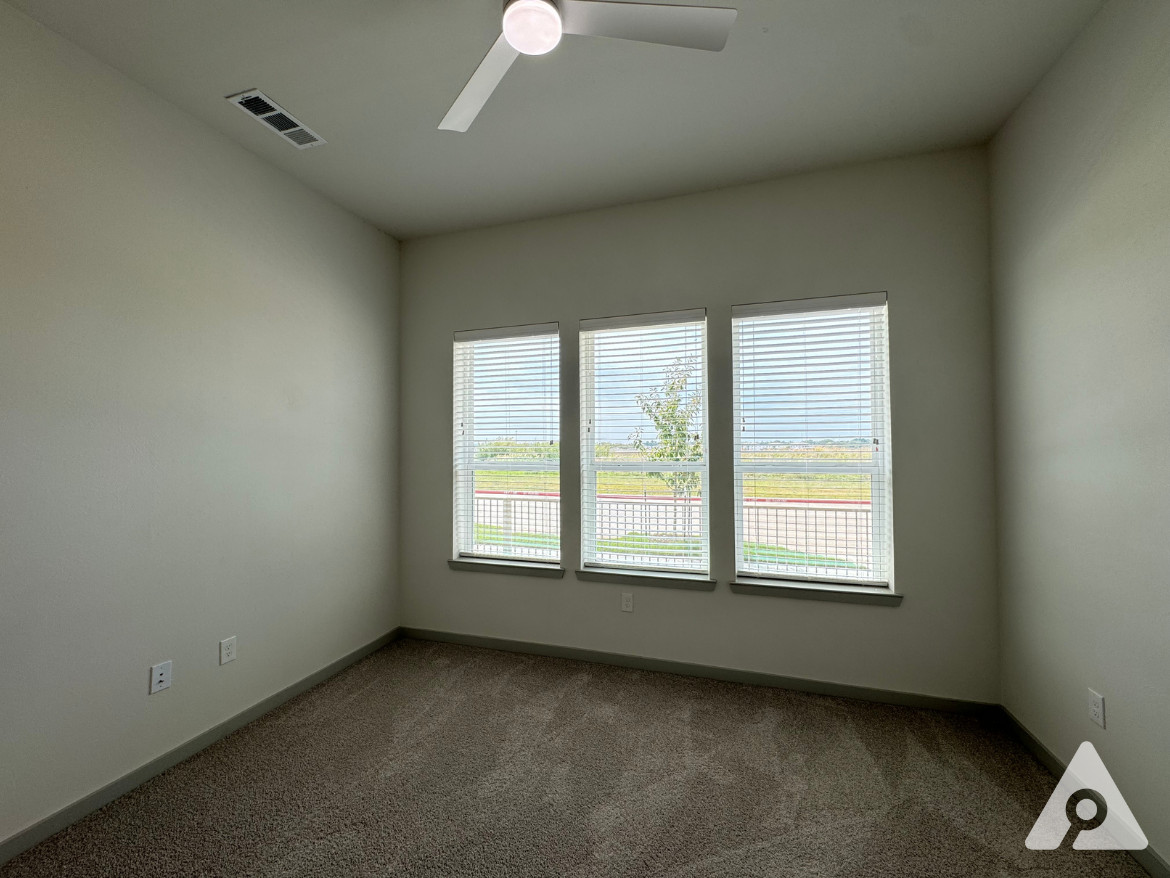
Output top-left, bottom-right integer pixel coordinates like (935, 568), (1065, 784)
(238, 95), (276, 116)
(263, 112), (299, 132)
(226, 89), (325, 150)
(284, 129), (321, 147)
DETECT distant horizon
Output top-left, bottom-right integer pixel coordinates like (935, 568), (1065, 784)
(467, 321), (879, 449)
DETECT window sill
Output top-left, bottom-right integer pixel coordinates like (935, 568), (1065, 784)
(730, 577), (902, 606)
(575, 568), (717, 591)
(448, 558), (566, 578)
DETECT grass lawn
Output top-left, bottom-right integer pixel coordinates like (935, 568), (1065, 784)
(473, 525), (700, 557)
(474, 470), (871, 502)
(474, 524), (855, 568)
(742, 543), (858, 569)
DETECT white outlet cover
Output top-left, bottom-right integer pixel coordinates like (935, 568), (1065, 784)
(220, 636), (237, 665)
(150, 660), (172, 694)
(621, 592), (634, 613)
(1088, 688), (1106, 729)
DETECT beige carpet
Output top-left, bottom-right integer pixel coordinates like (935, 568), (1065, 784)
(1, 639), (1147, 877)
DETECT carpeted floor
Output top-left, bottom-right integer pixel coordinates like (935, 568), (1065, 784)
(1, 639), (1147, 877)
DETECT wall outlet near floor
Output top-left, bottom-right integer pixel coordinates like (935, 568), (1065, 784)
(1088, 688), (1105, 728)
(621, 592), (634, 613)
(150, 660), (172, 694)
(220, 636), (237, 665)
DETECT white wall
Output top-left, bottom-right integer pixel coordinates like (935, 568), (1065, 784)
(400, 147), (999, 702)
(0, 3), (400, 843)
(992, 0), (1170, 858)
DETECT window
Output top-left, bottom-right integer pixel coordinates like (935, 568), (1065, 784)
(732, 293), (892, 587)
(453, 324), (560, 563)
(580, 310), (709, 574)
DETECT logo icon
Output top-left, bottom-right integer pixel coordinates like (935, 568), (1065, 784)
(1026, 742), (1148, 850)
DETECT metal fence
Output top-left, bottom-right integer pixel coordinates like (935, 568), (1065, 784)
(741, 499), (872, 577)
(472, 493), (560, 561)
(588, 495), (704, 570)
(472, 493), (873, 575)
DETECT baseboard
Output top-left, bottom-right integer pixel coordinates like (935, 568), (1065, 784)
(7, 628), (1162, 878)
(408, 629), (1166, 876)
(400, 627), (995, 713)
(998, 706), (1168, 878)
(0, 627), (403, 867)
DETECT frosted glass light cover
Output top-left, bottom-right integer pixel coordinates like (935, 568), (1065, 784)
(503, 0), (563, 55)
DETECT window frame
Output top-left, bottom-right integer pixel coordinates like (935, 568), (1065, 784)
(731, 292), (894, 590)
(452, 322), (561, 566)
(579, 309), (711, 577)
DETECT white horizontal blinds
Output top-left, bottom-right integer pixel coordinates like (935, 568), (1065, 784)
(453, 325), (560, 562)
(732, 295), (892, 586)
(580, 311), (709, 573)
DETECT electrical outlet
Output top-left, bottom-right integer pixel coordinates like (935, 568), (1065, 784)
(621, 592), (634, 613)
(150, 660), (172, 694)
(1088, 688), (1105, 729)
(220, 636), (237, 665)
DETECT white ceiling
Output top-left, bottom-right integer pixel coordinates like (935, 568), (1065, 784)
(11, 0), (1102, 238)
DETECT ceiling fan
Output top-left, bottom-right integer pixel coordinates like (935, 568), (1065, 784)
(439, 0), (738, 132)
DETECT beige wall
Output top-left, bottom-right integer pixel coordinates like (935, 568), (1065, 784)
(16, 0), (1166, 856)
(400, 147), (999, 702)
(991, 0), (1170, 857)
(0, 3), (400, 843)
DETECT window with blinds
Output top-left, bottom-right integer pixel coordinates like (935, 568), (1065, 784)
(453, 324), (560, 563)
(580, 310), (709, 574)
(732, 293), (892, 587)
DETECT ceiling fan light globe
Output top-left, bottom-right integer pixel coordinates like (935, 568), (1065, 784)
(503, 0), (563, 55)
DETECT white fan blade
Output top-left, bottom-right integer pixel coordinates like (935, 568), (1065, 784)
(439, 34), (520, 132)
(561, 0), (737, 51)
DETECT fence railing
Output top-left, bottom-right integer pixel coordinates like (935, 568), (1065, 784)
(472, 493), (560, 561)
(587, 495), (705, 570)
(740, 499), (872, 577)
(470, 493), (875, 575)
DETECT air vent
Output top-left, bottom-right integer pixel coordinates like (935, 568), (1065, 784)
(284, 129), (320, 147)
(263, 112), (299, 132)
(226, 89), (326, 150)
(238, 95), (276, 116)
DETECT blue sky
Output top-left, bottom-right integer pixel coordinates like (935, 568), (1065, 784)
(466, 311), (884, 449)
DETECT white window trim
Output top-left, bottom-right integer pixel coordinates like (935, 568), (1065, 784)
(731, 292), (893, 589)
(580, 310), (711, 575)
(452, 324), (561, 564)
